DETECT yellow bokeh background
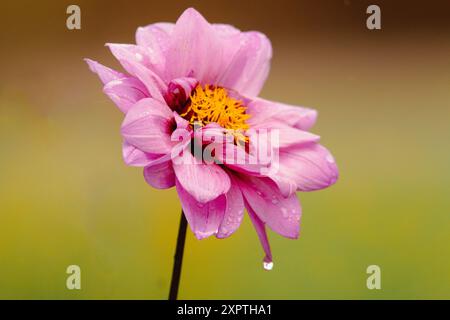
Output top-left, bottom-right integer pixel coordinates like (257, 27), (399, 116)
(0, 0), (449, 299)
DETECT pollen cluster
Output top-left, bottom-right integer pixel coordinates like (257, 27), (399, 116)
(182, 85), (250, 138)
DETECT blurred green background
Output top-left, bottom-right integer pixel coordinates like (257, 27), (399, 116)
(1, 0), (449, 299)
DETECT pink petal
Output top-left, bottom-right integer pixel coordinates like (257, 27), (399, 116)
(212, 24), (241, 37)
(273, 143), (339, 192)
(245, 199), (273, 264)
(176, 179), (226, 239)
(192, 123), (233, 146)
(103, 77), (149, 113)
(85, 59), (125, 84)
(277, 127), (320, 147)
(121, 98), (174, 154)
(136, 22), (173, 50)
(211, 24), (242, 76)
(106, 43), (167, 102)
(247, 98), (318, 131)
(194, 125), (270, 176)
(143, 160), (175, 189)
(237, 176), (301, 239)
(218, 32), (272, 97)
(211, 142), (269, 176)
(172, 111), (192, 132)
(216, 180), (245, 238)
(165, 8), (224, 84)
(165, 77), (199, 110)
(248, 123), (320, 149)
(122, 141), (161, 167)
(172, 149), (231, 203)
(135, 22), (174, 77)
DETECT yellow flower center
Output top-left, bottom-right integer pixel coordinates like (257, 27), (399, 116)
(181, 85), (250, 142)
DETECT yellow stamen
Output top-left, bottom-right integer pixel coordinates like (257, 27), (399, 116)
(181, 85), (250, 142)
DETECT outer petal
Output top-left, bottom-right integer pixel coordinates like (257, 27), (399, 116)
(211, 24), (242, 75)
(218, 32), (272, 97)
(216, 180), (245, 238)
(103, 77), (149, 113)
(106, 43), (167, 102)
(85, 59), (125, 84)
(212, 23), (241, 38)
(247, 98), (318, 131)
(237, 176), (301, 239)
(272, 143), (339, 192)
(122, 141), (161, 167)
(121, 98), (174, 154)
(248, 122), (320, 150)
(176, 179), (226, 239)
(245, 199), (273, 265)
(165, 8), (224, 84)
(143, 160), (175, 189)
(136, 22), (173, 50)
(135, 22), (174, 76)
(172, 149), (231, 203)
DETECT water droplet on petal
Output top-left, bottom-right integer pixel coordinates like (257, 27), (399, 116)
(135, 53), (143, 61)
(263, 261), (274, 271)
(326, 154), (335, 164)
(271, 198), (279, 204)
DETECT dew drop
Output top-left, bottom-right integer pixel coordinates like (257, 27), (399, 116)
(263, 261), (274, 271)
(326, 154), (335, 164)
(135, 53), (143, 61)
(271, 198), (279, 204)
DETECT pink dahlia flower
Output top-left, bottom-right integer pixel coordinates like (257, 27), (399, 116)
(86, 8), (338, 268)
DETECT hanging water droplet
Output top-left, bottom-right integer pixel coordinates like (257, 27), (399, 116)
(263, 261), (274, 271)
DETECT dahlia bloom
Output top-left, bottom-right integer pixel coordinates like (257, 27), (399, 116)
(86, 8), (338, 268)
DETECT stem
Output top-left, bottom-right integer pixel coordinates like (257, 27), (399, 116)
(169, 210), (187, 300)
